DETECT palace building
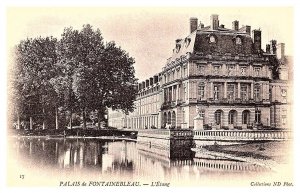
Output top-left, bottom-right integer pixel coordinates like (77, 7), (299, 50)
(108, 14), (291, 131)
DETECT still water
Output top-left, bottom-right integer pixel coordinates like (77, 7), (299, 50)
(8, 137), (276, 186)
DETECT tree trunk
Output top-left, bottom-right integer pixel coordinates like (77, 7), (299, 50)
(55, 107), (59, 130)
(98, 108), (102, 130)
(42, 107), (45, 130)
(30, 116), (33, 130)
(17, 113), (20, 130)
(82, 108), (86, 129)
(69, 109), (73, 129)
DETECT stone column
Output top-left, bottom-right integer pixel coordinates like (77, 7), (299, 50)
(174, 85), (177, 101)
(250, 82), (254, 99)
(176, 85), (179, 101)
(30, 117), (33, 130)
(224, 82), (227, 99)
(237, 82), (241, 99)
(171, 86), (173, 101)
(210, 82), (214, 98)
(262, 83), (265, 100)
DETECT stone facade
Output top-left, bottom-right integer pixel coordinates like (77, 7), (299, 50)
(108, 14), (291, 130)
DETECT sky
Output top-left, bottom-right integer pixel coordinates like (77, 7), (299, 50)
(7, 7), (293, 82)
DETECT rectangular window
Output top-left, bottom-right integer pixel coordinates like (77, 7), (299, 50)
(227, 65), (235, 76)
(281, 88), (287, 103)
(241, 67), (247, 76)
(213, 66), (220, 75)
(254, 85), (260, 101)
(199, 110), (205, 118)
(255, 110), (261, 123)
(254, 67), (261, 76)
(164, 89), (167, 102)
(213, 85), (220, 100)
(184, 84), (188, 100)
(282, 115), (287, 126)
(227, 84), (235, 101)
(177, 69), (180, 79)
(183, 67), (187, 77)
(241, 84), (248, 101)
(198, 84), (205, 100)
(197, 65), (205, 75)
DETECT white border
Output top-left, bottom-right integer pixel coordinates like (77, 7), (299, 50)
(1, 1), (299, 193)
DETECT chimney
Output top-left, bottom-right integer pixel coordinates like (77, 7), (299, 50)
(276, 43), (285, 60)
(190, 17), (198, 33)
(220, 24), (225, 28)
(176, 39), (182, 44)
(154, 75), (158, 83)
(150, 77), (153, 85)
(232, 20), (239, 31)
(175, 39), (182, 48)
(199, 22), (204, 29)
(210, 14), (219, 30)
(270, 40), (277, 55)
(266, 44), (270, 53)
(252, 29), (261, 54)
(245, 26), (251, 35)
(239, 25), (251, 35)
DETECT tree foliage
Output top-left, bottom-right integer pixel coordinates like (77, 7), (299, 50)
(12, 37), (58, 129)
(10, 24), (138, 130)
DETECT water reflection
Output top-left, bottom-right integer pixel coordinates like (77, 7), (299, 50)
(9, 137), (272, 184)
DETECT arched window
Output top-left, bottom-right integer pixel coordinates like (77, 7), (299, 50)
(242, 110), (250, 125)
(167, 112), (171, 124)
(228, 110), (237, 125)
(171, 111), (176, 127)
(215, 110), (223, 125)
(163, 112), (167, 126)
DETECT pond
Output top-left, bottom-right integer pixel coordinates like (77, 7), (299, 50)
(7, 137), (289, 187)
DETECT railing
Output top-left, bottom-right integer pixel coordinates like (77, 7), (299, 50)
(193, 130), (292, 141)
(138, 129), (170, 136)
(138, 129), (292, 141)
(138, 129), (193, 139)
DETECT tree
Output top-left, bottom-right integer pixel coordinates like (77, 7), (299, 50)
(57, 25), (105, 129)
(12, 37), (58, 130)
(11, 24), (138, 131)
(57, 24), (138, 129)
(95, 41), (137, 129)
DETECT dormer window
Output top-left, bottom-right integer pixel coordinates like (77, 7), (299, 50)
(213, 65), (220, 74)
(254, 67), (261, 76)
(209, 35), (216, 43)
(236, 37), (242, 45)
(176, 44), (181, 53)
(281, 89), (287, 97)
(241, 67), (247, 76)
(184, 38), (191, 47)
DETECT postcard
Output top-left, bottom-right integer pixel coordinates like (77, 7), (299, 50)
(3, 5), (298, 193)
